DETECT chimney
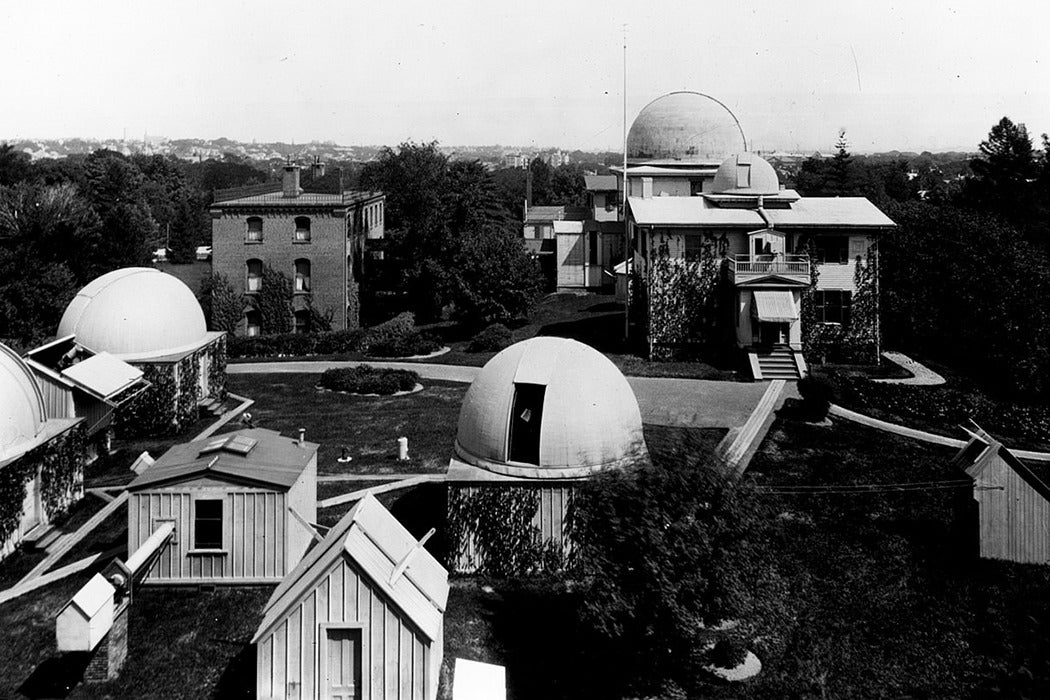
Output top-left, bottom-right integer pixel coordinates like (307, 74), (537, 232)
(283, 163), (302, 198)
(641, 177), (653, 200)
(311, 156), (326, 179)
(298, 428), (306, 446)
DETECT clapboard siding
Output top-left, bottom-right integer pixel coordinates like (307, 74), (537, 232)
(451, 483), (575, 573)
(128, 482), (290, 583)
(257, 554), (432, 700)
(976, 456), (1050, 564)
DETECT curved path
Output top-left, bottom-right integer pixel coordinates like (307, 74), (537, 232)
(874, 352), (946, 386)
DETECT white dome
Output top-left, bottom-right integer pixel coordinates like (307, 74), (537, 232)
(711, 153), (780, 195)
(58, 268), (208, 361)
(627, 91), (747, 164)
(455, 337), (647, 479)
(0, 344), (46, 461)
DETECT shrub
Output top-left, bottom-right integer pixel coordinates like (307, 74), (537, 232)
(797, 375), (835, 421)
(467, 322), (512, 353)
(366, 330), (443, 358)
(706, 638), (748, 669)
(311, 329), (365, 355)
(319, 366), (420, 395)
(360, 311), (416, 353)
(227, 329), (364, 358)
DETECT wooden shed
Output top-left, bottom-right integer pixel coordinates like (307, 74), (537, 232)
(253, 493), (449, 700)
(126, 428), (318, 585)
(56, 573), (115, 652)
(954, 430), (1050, 565)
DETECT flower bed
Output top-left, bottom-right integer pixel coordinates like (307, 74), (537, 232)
(319, 366), (420, 395)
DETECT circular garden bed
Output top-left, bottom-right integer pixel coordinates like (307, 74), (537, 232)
(319, 366), (422, 396)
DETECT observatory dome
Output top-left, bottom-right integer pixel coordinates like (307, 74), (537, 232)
(627, 91), (747, 164)
(0, 344), (46, 462)
(58, 268), (208, 361)
(711, 152), (781, 195)
(454, 337), (647, 479)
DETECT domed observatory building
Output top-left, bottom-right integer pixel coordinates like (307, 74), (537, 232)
(0, 343), (86, 560)
(627, 151), (895, 377)
(447, 337), (648, 573)
(58, 268), (227, 436)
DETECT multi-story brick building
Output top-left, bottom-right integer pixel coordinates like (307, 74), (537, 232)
(210, 164), (384, 334)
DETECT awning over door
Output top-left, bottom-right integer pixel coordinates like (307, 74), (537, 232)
(752, 290), (798, 323)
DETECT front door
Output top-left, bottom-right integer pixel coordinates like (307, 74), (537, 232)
(19, 471), (41, 537)
(759, 322), (787, 346)
(322, 627), (362, 700)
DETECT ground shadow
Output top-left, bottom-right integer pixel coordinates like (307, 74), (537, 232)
(214, 644), (256, 699)
(537, 312), (627, 354)
(19, 652), (91, 699)
(389, 483), (449, 563)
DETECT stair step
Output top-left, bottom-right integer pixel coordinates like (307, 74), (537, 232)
(24, 524), (62, 551)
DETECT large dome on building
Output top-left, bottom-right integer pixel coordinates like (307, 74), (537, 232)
(58, 268), (209, 361)
(711, 152), (781, 195)
(0, 344), (46, 462)
(627, 91), (747, 163)
(454, 337), (647, 479)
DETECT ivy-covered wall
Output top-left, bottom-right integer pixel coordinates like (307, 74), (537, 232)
(207, 334), (228, 403)
(447, 484), (569, 576)
(0, 423), (85, 558)
(803, 245), (881, 365)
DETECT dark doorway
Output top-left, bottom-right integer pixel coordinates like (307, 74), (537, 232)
(509, 383), (545, 464)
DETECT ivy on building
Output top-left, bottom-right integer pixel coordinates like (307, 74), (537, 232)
(447, 486), (565, 577)
(803, 243), (880, 364)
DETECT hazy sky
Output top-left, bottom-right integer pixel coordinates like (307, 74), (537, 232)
(3, 1), (1048, 153)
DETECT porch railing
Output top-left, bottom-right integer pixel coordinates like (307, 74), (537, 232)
(728, 254), (810, 277)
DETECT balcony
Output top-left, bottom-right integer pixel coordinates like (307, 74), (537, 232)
(727, 254), (810, 285)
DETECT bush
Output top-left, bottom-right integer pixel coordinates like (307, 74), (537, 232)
(797, 375), (835, 421)
(706, 638), (748, 669)
(312, 329), (365, 355)
(467, 323), (512, 353)
(366, 330), (442, 358)
(227, 329), (365, 358)
(319, 366), (420, 395)
(360, 311), (416, 353)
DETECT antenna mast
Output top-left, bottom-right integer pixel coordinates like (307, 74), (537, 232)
(622, 24), (630, 341)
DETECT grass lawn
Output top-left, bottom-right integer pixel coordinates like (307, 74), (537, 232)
(227, 374), (466, 475)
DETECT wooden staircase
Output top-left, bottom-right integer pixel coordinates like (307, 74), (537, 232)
(751, 346), (803, 381)
(199, 397), (225, 417)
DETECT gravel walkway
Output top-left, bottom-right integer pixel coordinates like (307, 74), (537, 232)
(874, 352), (946, 385)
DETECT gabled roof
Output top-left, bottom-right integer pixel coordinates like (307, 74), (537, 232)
(253, 493), (449, 644)
(954, 431), (1050, 502)
(60, 573), (114, 619)
(127, 428), (317, 491)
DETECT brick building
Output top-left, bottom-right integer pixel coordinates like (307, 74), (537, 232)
(210, 164), (384, 334)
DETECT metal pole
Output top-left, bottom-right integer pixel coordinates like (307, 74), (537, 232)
(622, 25), (630, 342)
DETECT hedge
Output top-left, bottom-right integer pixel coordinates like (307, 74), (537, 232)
(319, 366), (420, 395)
(467, 323), (512, 353)
(228, 312), (417, 359)
(366, 330), (442, 358)
(359, 312), (416, 354)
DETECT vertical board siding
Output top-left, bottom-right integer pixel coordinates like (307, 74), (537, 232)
(132, 486), (287, 582)
(452, 483), (575, 573)
(977, 455), (1050, 565)
(257, 555), (433, 699)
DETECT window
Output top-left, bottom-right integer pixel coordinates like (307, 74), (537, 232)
(294, 216), (311, 242)
(246, 217), (263, 242)
(193, 499), (224, 550)
(685, 236), (704, 261)
(508, 383), (545, 465)
(294, 259), (311, 292)
(294, 310), (310, 334)
(246, 259), (263, 293)
(588, 231), (598, 265)
(245, 310), (261, 337)
(813, 236), (849, 264)
(814, 290), (852, 326)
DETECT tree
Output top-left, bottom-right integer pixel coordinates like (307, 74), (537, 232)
(253, 265), (294, 334)
(964, 117), (1042, 234)
(0, 144), (31, 187)
(569, 456), (773, 694)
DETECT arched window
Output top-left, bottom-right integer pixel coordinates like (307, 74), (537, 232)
(294, 216), (311, 242)
(294, 259), (311, 292)
(245, 310), (261, 337)
(246, 217), (263, 242)
(246, 259), (263, 293)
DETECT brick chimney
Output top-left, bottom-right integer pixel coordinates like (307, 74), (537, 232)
(282, 164), (302, 198)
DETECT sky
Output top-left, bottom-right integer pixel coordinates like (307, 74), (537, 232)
(2, 0), (1048, 154)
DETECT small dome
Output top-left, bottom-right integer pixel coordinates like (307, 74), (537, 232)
(627, 91), (747, 163)
(455, 337), (647, 479)
(711, 153), (780, 195)
(0, 343), (46, 461)
(58, 268), (208, 361)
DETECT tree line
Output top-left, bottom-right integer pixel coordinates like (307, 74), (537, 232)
(795, 121), (1050, 400)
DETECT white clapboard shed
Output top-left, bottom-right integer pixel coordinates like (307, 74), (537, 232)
(126, 428), (318, 584)
(253, 493), (449, 700)
(56, 573), (115, 652)
(955, 428), (1050, 565)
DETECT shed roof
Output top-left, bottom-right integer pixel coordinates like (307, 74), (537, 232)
(127, 428), (317, 491)
(627, 195), (895, 229)
(954, 432), (1050, 502)
(584, 174), (618, 191)
(60, 352), (143, 400)
(254, 493), (449, 644)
